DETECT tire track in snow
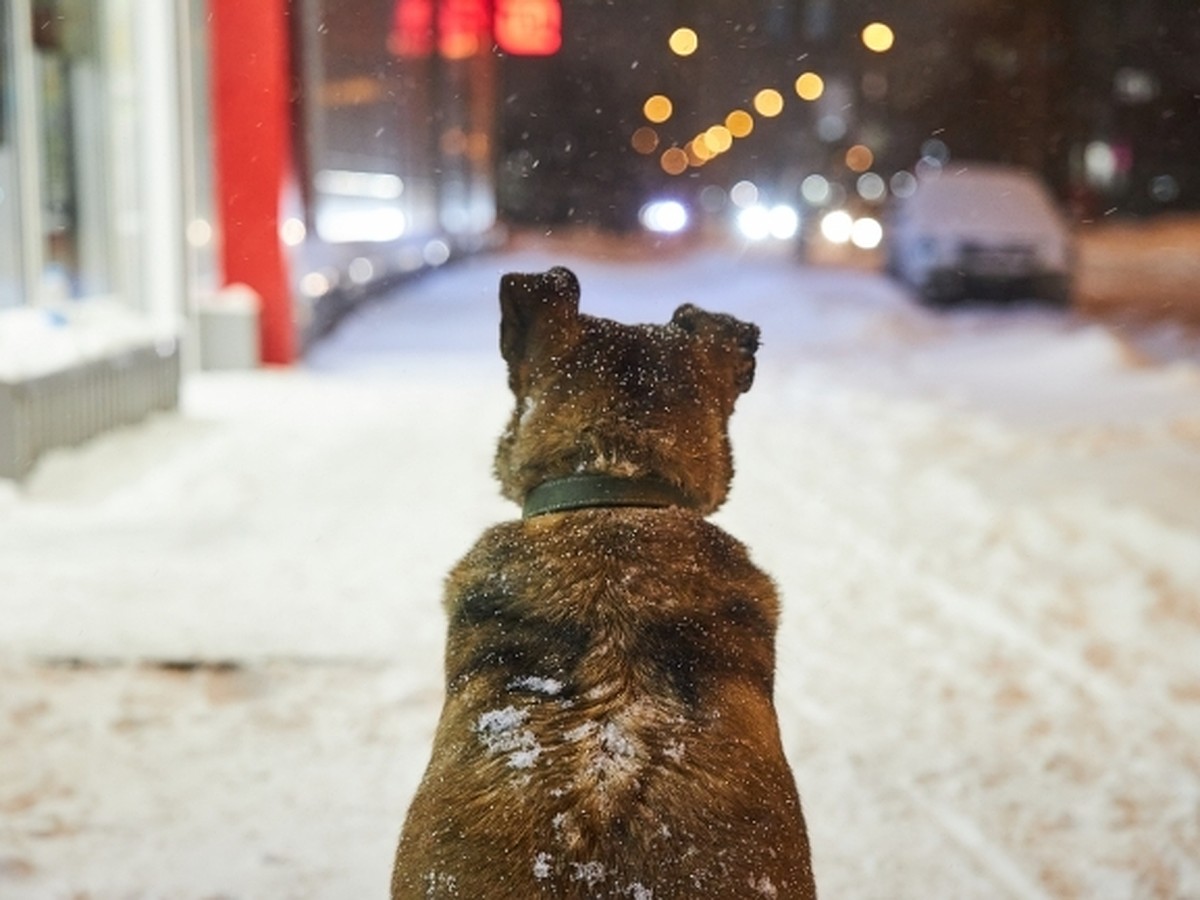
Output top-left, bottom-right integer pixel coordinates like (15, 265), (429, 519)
(897, 782), (1053, 900)
(728, 366), (1200, 898)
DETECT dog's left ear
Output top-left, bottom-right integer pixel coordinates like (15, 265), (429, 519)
(671, 303), (760, 394)
(499, 266), (580, 390)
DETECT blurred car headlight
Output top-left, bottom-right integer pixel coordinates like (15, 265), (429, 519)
(737, 203), (799, 241)
(768, 204), (799, 240)
(736, 204), (772, 240)
(639, 199), (690, 234)
(850, 216), (883, 250)
(819, 210), (854, 244)
(819, 209), (882, 249)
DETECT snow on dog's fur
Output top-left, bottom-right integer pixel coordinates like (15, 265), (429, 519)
(392, 267), (816, 899)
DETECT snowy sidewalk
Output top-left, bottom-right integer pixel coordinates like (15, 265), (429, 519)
(3, 243), (1199, 898)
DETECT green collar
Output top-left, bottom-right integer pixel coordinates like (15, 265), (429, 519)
(522, 473), (690, 519)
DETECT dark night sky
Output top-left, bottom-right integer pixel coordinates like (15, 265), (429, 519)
(495, 0), (1200, 223)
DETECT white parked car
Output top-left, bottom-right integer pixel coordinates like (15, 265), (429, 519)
(886, 163), (1073, 307)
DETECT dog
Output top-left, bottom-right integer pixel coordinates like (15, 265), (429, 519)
(392, 266), (816, 899)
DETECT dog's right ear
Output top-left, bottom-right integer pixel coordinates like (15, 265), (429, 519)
(671, 303), (760, 394)
(499, 266), (580, 391)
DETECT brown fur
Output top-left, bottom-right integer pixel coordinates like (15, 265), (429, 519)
(392, 267), (816, 899)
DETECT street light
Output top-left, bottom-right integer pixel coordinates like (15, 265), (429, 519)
(725, 109), (754, 138)
(753, 88), (784, 117)
(862, 22), (894, 53)
(643, 94), (673, 123)
(845, 144), (874, 173)
(669, 27), (698, 56)
(704, 124), (733, 154)
(631, 127), (659, 154)
(660, 147), (688, 175)
(794, 72), (824, 101)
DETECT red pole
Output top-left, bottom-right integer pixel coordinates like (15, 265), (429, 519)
(209, 0), (295, 365)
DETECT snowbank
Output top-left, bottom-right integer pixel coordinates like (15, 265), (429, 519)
(1076, 214), (1200, 326)
(0, 299), (173, 383)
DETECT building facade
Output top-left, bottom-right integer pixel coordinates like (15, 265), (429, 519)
(1, 0), (503, 478)
(1, 0), (201, 478)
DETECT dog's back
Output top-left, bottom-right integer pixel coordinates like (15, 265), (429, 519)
(393, 268), (816, 898)
(394, 508), (813, 897)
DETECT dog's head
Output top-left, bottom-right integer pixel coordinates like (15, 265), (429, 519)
(494, 266), (759, 515)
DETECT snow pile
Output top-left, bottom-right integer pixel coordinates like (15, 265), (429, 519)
(1, 244), (1199, 898)
(1076, 213), (1200, 325)
(0, 299), (172, 382)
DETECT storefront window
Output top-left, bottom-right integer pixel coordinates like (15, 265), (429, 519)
(0, 0), (177, 312)
(2, 0), (190, 339)
(31, 0), (117, 302)
(296, 0), (435, 244)
(294, 0), (496, 245)
(180, 0), (218, 302)
(0, 0), (23, 307)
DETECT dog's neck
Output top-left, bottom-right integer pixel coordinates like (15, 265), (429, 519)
(522, 473), (692, 519)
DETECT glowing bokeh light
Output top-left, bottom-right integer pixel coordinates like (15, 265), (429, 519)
(639, 199), (689, 233)
(280, 217), (307, 246)
(705, 124), (733, 154)
(862, 22), (895, 53)
(856, 172), (887, 202)
(423, 239), (451, 266)
(736, 205), (772, 241)
(753, 88), (784, 117)
(890, 170), (918, 198)
(1150, 174), (1180, 203)
(794, 72), (825, 101)
(186, 218), (214, 248)
(1084, 141), (1117, 186)
(736, 204), (800, 241)
(669, 27), (698, 56)
(349, 257), (375, 284)
(820, 209), (854, 244)
(631, 126), (659, 155)
(643, 94), (673, 124)
(660, 147), (689, 175)
(921, 137), (950, 164)
(301, 271), (332, 297)
(494, 0), (562, 56)
(725, 109), (754, 138)
(730, 180), (759, 209)
(768, 204), (800, 240)
(845, 144), (875, 173)
(801, 174), (830, 206)
(851, 216), (883, 249)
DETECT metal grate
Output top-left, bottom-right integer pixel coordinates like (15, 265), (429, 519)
(0, 343), (180, 480)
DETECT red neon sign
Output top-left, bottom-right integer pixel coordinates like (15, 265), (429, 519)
(389, 0), (434, 57)
(391, 0), (561, 58)
(439, 0), (490, 59)
(495, 0), (562, 56)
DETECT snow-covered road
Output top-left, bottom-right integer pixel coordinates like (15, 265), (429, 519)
(2, 241), (1199, 898)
